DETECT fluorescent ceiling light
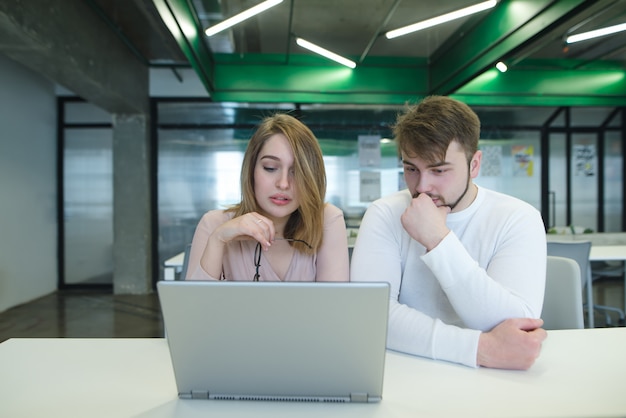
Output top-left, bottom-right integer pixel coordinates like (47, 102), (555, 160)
(385, 0), (497, 39)
(496, 61), (507, 72)
(566, 22), (626, 44)
(296, 38), (356, 69)
(205, 0), (283, 37)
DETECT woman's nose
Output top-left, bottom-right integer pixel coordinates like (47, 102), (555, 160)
(276, 171), (290, 189)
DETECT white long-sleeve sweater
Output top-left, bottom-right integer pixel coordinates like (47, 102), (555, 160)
(350, 187), (546, 368)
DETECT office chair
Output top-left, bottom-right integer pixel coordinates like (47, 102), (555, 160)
(542, 256), (584, 330)
(179, 243), (192, 280)
(547, 241), (624, 327)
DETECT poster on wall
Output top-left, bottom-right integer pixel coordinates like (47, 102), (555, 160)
(512, 145), (534, 177)
(358, 135), (381, 167)
(359, 171), (381, 202)
(574, 144), (595, 177)
(480, 145), (502, 177)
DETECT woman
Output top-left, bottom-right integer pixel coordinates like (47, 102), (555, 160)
(186, 113), (349, 282)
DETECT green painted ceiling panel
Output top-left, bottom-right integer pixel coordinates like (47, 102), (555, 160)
(430, 0), (590, 95)
(210, 90), (421, 104)
(455, 65), (626, 106)
(211, 54), (429, 104)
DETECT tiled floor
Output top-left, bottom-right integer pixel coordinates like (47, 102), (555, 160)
(0, 290), (163, 343)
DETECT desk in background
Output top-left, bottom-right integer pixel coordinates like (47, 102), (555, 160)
(590, 245), (626, 262)
(2, 329), (625, 417)
(164, 251), (185, 280)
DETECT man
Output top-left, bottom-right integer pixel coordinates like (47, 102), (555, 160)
(351, 96), (547, 369)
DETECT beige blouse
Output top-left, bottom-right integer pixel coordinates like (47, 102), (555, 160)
(186, 204), (349, 282)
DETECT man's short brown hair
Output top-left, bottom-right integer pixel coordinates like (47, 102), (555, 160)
(393, 96), (480, 164)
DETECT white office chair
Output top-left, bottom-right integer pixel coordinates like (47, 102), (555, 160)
(542, 256), (584, 330)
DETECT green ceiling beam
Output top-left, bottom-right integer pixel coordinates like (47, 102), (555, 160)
(210, 54), (428, 104)
(153, 0), (626, 107)
(429, 0), (592, 95)
(153, 0), (216, 92)
(453, 61), (626, 107)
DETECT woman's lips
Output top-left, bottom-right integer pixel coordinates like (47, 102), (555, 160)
(270, 195), (291, 206)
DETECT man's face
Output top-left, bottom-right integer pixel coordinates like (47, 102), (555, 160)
(401, 141), (481, 212)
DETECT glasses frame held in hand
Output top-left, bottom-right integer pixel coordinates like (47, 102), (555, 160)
(253, 238), (312, 281)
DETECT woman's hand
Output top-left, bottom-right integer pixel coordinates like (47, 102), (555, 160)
(211, 212), (275, 251)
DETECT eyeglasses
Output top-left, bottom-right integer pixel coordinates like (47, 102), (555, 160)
(254, 238), (312, 281)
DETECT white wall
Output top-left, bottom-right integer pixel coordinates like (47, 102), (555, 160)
(0, 53), (57, 312)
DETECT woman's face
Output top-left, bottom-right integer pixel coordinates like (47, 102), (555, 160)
(253, 133), (300, 222)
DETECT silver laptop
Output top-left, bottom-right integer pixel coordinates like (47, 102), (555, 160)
(157, 280), (389, 403)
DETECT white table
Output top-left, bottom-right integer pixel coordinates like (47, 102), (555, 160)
(590, 245), (626, 262)
(164, 251), (185, 280)
(2, 329), (626, 417)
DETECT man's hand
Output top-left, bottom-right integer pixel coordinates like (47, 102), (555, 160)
(401, 193), (450, 251)
(477, 318), (547, 370)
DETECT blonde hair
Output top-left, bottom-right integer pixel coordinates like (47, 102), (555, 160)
(228, 113), (326, 254)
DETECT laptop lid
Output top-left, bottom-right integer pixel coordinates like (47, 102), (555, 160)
(157, 280), (389, 403)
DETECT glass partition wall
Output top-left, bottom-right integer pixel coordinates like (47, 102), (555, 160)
(60, 98), (114, 287)
(154, 100), (624, 281)
(545, 107), (624, 232)
(59, 99), (624, 286)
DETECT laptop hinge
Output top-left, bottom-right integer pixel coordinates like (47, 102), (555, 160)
(350, 392), (369, 403)
(191, 390), (209, 399)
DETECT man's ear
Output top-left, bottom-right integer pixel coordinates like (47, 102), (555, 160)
(470, 150), (482, 178)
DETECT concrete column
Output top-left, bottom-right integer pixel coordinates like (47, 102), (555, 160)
(112, 114), (152, 294)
